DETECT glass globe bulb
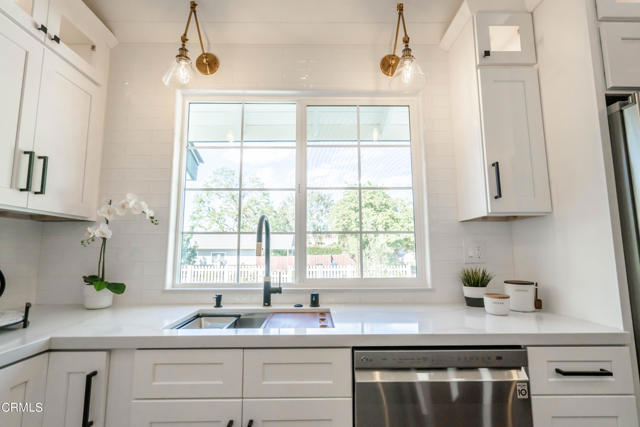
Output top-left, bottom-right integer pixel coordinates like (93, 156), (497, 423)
(389, 55), (426, 92)
(162, 56), (195, 87)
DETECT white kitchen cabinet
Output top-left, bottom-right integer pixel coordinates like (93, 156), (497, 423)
(0, 353), (48, 427)
(0, 0), (49, 41)
(532, 396), (638, 427)
(475, 12), (536, 65)
(242, 398), (352, 427)
(597, 0), (640, 21)
(27, 49), (99, 218)
(43, 351), (109, 427)
(243, 348), (351, 398)
(0, 10), (42, 208)
(130, 399), (242, 427)
(478, 67), (551, 215)
(600, 22), (640, 90)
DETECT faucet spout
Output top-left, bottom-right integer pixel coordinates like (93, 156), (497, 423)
(257, 214), (281, 306)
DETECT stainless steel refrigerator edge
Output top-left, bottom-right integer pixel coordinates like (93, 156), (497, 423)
(608, 93), (640, 373)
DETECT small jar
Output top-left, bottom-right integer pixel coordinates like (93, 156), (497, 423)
(483, 293), (510, 316)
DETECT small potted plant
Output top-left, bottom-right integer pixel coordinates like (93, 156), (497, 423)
(460, 267), (494, 307)
(81, 194), (158, 309)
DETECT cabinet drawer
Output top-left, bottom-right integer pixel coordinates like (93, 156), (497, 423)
(528, 347), (633, 395)
(532, 396), (638, 427)
(132, 349), (242, 398)
(242, 398), (352, 427)
(597, 0), (640, 21)
(243, 348), (351, 398)
(600, 22), (640, 89)
(130, 399), (242, 426)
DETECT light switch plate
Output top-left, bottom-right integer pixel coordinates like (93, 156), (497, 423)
(463, 240), (486, 264)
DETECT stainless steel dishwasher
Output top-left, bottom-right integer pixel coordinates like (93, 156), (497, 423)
(354, 348), (533, 427)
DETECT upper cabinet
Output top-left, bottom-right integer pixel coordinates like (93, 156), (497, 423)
(442, 3), (551, 221)
(475, 12), (536, 65)
(597, 0), (640, 20)
(600, 22), (640, 89)
(0, 0), (115, 219)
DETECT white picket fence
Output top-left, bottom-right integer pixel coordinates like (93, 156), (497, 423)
(180, 264), (412, 283)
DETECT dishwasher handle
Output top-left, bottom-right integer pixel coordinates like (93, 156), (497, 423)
(355, 367), (529, 383)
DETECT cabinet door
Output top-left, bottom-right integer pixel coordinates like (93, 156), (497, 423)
(43, 351), (108, 427)
(242, 398), (352, 427)
(600, 22), (640, 90)
(0, 12), (42, 208)
(532, 396), (638, 427)
(0, 353), (48, 427)
(475, 12), (536, 65)
(130, 399), (242, 426)
(29, 49), (98, 217)
(0, 0), (49, 41)
(597, 0), (640, 20)
(478, 67), (551, 214)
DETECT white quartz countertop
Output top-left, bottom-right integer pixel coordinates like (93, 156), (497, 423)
(0, 303), (630, 367)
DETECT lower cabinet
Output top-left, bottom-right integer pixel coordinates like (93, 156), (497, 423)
(0, 353), (48, 427)
(532, 396), (638, 427)
(243, 398), (352, 426)
(130, 399), (242, 426)
(43, 351), (109, 427)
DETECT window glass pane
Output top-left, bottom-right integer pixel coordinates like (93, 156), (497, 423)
(307, 106), (357, 144)
(185, 148), (240, 189)
(489, 26), (522, 52)
(188, 103), (241, 144)
(307, 190), (359, 232)
(242, 148), (296, 188)
(360, 146), (413, 187)
(361, 190), (414, 232)
(180, 234), (238, 283)
(362, 233), (416, 278)
(240, 191), (295, 232)
(183, 191), (238, 232)
(239, 234), (295, 283)
(360, 106), (410, 143)
(307, 147), (358, 187)
(306, 234), (360, 279)
(244, 104), (296, 145)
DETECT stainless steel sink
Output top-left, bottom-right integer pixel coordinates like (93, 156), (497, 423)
(174, 313), (269, 330)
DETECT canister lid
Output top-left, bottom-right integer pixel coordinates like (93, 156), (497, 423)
(504, 280), (535, 285)
(484, 293), (510, 299)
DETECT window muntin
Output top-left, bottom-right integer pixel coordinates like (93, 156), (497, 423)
(176, 100), (421, 287)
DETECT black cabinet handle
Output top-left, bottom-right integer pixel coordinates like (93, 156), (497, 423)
(82, 370), (98, 427)
(247, 421), (254, 427)
(226, 421), (233, 427)
(50, 34), (60, 44)
(555, 368), (613, 377)
(37, 24), (48, 34)
(492, 161), (502, 199)
(34, 156), (48, 195)
(19, 151), (35, 192)
(483, 50), (491, 57)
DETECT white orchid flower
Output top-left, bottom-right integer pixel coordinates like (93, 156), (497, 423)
(126, 193), (138, 202)
(94, 223), (112, 239)
(129, 199), (144, 215)
(97, 204), (117, 220)
(145, 209), (155, 220)
(85, 226), (97, 238)
(115, 199), (128, 216)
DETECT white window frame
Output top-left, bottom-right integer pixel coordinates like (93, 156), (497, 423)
(166, 93), (429, 290)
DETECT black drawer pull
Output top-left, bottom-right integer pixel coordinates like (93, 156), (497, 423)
(19, 151), (35, 192)
(37, 24), (47, 34)
(555, 368), (613, 377)
(247, 421), (254, 427)
(34, 156), (48, 195)
(492, 161), (502, 199)
(50, 34), (60, 44)
(226, 421), (233, 427)
(82, 370), (98, 427)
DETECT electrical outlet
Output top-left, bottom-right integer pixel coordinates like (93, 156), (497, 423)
(463, 240), (486, 264)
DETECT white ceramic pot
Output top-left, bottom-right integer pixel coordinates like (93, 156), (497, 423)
(504, 280), (537, 312)
(463, 286), (489, 307)
(483, 293), (510, 316)
(83, 285), (113, 309)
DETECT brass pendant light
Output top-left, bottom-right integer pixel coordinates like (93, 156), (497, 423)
(380, 3), (426, 91)
(163, 1), (219, 86)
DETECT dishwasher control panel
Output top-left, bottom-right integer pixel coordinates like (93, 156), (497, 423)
(354, 348), (528, 369)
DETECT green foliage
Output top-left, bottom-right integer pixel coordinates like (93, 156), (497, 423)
(181, 234), (199, 266)
(82, 275), (126, 295)
(459, 267), (494, 288)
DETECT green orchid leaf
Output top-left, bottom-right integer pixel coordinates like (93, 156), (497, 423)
(83, 275), (101, 285)
(93, 281), (108, 291)
(106, 282), (126, 295)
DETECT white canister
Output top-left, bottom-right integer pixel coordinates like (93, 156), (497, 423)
(504, 280), (537, 312)
(483, 293), (510, 316)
